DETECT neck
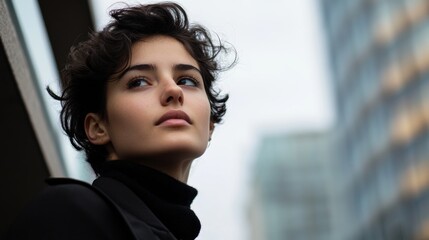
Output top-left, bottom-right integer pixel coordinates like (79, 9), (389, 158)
(142, 159), (192, 182)
(107, 156), (193, 182)
(98, 160), (201, 239)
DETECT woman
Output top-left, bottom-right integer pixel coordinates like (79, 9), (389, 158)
(6, 2), (234, 240)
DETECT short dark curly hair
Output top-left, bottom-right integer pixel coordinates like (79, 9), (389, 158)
(49, 2), (235, 174)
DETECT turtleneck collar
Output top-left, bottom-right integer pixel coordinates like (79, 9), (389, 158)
(99, 160), (201, 240)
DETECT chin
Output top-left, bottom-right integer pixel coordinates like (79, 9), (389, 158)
(159, 143), (207, 160)
(159, 136), (207, 156)
(124, 142), (206, 162)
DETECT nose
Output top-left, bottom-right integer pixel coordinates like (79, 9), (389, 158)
(161, 79), (184, 106)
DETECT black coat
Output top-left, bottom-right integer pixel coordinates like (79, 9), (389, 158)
(6, 177), (177, 240)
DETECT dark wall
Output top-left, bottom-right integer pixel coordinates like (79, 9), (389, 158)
(1, 0), (94, 236)
(37, 0), (94, 80)
(0, 39), (50, 237)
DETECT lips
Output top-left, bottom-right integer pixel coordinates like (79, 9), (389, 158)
(155, 110), (192, 125)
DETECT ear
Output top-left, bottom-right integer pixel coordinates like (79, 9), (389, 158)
(84, 113), (110, 145)
(209, 121), (215, 140)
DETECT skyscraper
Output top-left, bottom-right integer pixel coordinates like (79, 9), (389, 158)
(320, 0), (429, 239)
(249, 131), (333, 240)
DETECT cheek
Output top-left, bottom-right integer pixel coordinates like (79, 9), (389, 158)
(196, 96), (212, 131)
(105, 96), (151, 136)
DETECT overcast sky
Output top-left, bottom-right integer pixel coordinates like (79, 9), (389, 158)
(90, 1), (334, 239)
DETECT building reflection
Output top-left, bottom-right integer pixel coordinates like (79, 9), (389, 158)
(250, 0), (429, 239)
(249, 132), (333, 240)
(320, 0), (429, 239)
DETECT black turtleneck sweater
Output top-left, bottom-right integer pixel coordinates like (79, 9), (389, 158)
(99, 160), (201, 240)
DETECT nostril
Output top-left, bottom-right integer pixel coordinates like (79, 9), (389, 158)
(162, 84), (184, 105)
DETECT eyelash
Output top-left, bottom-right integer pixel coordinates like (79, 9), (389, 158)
(126, 75), (200, 89)
(177, 76), (200, 87)
(127, 76), (150, 89)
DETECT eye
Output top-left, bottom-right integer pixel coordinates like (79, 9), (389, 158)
(127, 77), (150, 89)
(177, 77), (199, 87)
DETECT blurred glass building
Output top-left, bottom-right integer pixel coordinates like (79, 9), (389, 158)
(320, 0), (429, 239)
(249, 132), (333, 240)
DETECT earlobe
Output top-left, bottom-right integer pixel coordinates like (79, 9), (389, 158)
(84, 113), (110, 145)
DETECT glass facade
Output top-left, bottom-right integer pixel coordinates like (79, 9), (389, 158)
(320, 0), (429, 239)
(249, 132), (333, 240)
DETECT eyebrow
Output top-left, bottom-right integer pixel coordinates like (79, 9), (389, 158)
(119, 63), (201, 79)
(174, 64), (201, 75)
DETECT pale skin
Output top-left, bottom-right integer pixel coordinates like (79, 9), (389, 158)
(84, 35), (214, 182)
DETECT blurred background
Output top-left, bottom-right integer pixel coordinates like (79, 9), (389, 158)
(1, 0), (429, 239)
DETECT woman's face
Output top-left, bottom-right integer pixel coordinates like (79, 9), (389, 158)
(90, 35), (212, 163)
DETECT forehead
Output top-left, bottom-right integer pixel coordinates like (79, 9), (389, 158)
(129, 35), (198, 68)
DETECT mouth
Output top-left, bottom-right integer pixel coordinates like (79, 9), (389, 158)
(155, 110), (192, 125)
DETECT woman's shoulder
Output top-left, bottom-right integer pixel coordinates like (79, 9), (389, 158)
(43, 177), (97, 199)
(5, 178), (133, 240)
(42, 177), (105, 204)
(29, 178), (110, 213)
